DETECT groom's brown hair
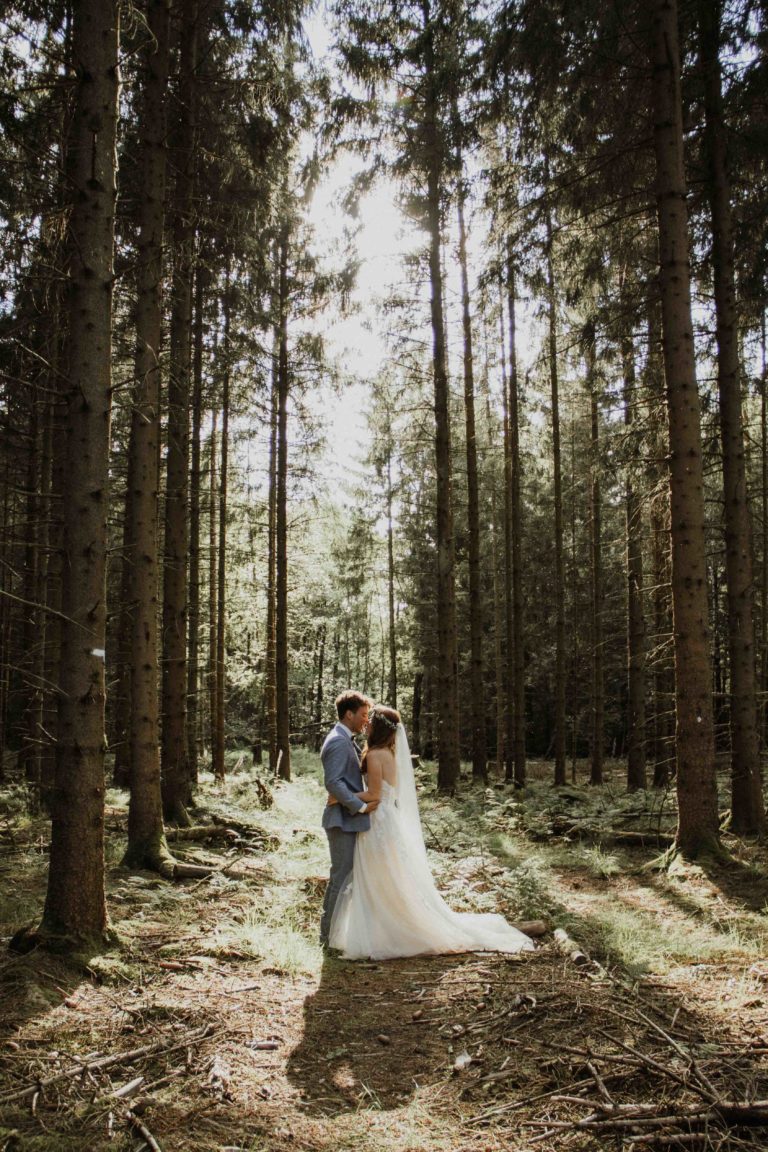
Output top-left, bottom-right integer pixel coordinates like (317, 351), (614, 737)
(335, 690), (370, 720)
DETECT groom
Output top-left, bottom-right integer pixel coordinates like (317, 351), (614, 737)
(319, 690), (379, 948)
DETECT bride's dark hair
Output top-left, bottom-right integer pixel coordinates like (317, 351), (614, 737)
(362, 704), (401, 771)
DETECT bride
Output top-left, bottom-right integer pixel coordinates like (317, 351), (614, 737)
(328, 705), (535, 961)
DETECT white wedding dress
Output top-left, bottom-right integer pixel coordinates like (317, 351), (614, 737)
(329, 725), (535, 961)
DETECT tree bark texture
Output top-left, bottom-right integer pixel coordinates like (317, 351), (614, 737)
(124, 0), (178, 873)
(213, 273), (230, 782)
(650, 0), (719, 856)
(265, 323), (278, 772)
(39, 0), (119, 945)
(187, 260), (206, 785)
(161, 0), (197, 823)
(208, 409), (218, 758)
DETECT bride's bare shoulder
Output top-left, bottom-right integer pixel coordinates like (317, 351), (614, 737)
(365, 747), (391, 766)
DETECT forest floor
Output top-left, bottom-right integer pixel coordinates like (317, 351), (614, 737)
(1, 751), (768, 1152)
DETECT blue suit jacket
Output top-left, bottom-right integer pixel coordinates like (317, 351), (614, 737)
(321, 722), (371, 833)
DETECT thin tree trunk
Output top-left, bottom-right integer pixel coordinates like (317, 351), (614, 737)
(423, 1), (460, 792)
(275, 226), (291, 781)
(623, 329), (647, 791)
(587, 324), (604, 786)
(161, 0), (197, 824)
(265, 320), (278, 772)
(213, 270), (230, 782)
(456, 166), (485, 781)
(123, 0), (179, 874)
(485, 375), (506, 777)
(761, 311), (768, 749)
(506, 251), (526, 786)
(545, 192), (567, 786)
(187, 258), (206, 786)
(386, 452), (398, 708)
(33, 0), (119, 947)
(498, 279), (513, 777)
(699, 0), (764, 834)
(650, 0), (719, 857)
(208, 409), (217, 761)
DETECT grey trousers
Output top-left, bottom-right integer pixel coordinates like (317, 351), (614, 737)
(320, 826), (356, 945)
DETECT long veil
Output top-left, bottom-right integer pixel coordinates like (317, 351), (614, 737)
(394, 723), (432, 879)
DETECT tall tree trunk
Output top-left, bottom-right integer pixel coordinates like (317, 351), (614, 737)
(623, 329), (647, 791)
(455, 166), (485, 781)
(208, 410), (218, 761)
(586, 324), (604, 786)
(265, 321), (278, 772)
(498, 279), (513, 777)
(386, 452), (398, 708)
(650, 0), (719, 856)
(699, 0), (764, 834)
(187, 258), (206, 786)
(123, 0), (179, 874)
(161, 0), (197, 824)
(423, 2), (460, 792)
(485, 375), (506, 777)
(506, 252), (526, 787)
(213, 272), (230, 782)
(545, 192), (567, 785)
(761, 311), (768, 749)
(275, 226), (291, 781)
(32, 0), (119, 948)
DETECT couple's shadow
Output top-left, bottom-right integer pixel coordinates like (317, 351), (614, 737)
(287, 952), (470, 1114)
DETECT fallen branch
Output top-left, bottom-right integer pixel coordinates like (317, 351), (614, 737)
(0, 1024), (213, 1106)
(125, 1107), (163, 1151)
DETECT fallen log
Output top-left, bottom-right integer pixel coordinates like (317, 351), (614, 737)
(511, 920), (549, 938)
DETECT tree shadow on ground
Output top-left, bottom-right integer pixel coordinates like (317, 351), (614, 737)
(286, 950), (526, 1114)
(0, 949), (95, 1044)
(697, 851), (768, 913)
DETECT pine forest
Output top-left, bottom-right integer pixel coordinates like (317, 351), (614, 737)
(1, 2), (768, 1150)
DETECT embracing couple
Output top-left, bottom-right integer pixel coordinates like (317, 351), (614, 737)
(319, 690), (535, 961)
